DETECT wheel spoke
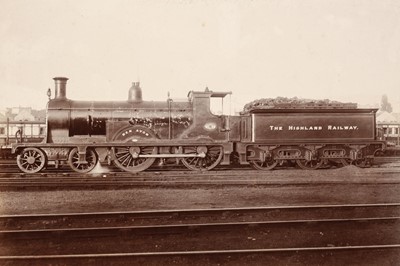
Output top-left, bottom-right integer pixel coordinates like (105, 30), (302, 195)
(116, 150), (129, 156)
(120, 155), (131, 166)
(117, 151), (130, 160)
(188, 157), (196, 165)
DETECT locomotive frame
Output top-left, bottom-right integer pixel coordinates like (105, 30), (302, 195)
(11, 77), (385, 173)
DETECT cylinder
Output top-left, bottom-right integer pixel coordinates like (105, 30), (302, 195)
(53, 77), (68, 99)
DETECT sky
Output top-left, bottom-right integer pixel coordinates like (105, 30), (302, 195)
(1, 0), (400, 112)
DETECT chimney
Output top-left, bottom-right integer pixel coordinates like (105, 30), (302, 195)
(128, 82), (143, 102)
(53, 77), (68, 99)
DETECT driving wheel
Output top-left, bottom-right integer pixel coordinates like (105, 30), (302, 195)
(111, 125), (158, 173)
(181, 145), (223, 171)
(113, 145), (157, 172)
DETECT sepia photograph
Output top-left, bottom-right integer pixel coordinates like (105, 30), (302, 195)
(0, 0), (400, 265)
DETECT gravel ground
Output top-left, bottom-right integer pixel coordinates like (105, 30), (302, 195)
(0, 166), (399, 215)
(1, 165), (399, 266)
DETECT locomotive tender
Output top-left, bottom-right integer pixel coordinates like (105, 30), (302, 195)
(11, 77), (385, 173)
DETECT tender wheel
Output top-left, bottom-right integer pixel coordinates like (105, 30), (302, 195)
(340, 158), (368, 168)
(68, 148), (98, 173)
(296, 159), (323, 170)
(181, 145), (223, 171)
(340, 158), (353, 166)
(17, 147), (47, 173)
(327, 159), (343, 168)
(353, 158), (369, 168)
(318, 159), (333, 169)
(112, 145), (157, 172)
(250, 158), (279, 170)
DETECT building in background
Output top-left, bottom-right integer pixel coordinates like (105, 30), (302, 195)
(0, 107), (46, 153)
(376, 111), (400, 146)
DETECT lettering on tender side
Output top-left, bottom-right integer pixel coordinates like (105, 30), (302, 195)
(327, 125), (358, 130)
(267, 125), (359, 131)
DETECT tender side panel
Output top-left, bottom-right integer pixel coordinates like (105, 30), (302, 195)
(252, 112), (376, 142)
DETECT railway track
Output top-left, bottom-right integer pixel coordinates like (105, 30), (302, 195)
(0, 156), (399, 174)
(2, 203), (400, 230)
(0, 170), (399, 191)
(0, 158), (400, 178)
(1, 203), (399, 265)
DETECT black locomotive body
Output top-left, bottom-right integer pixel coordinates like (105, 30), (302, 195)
(11, 77), (385, 173)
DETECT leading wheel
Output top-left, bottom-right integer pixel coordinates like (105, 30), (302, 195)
(250, 158), (279, 170)
(181, 145), (223, 171)
(17, 147), (47, 173)
(296, 159), (323, 170)
(68, 148), (98, 173)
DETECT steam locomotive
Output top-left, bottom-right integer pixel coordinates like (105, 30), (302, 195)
(11, 77), (385, 173)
